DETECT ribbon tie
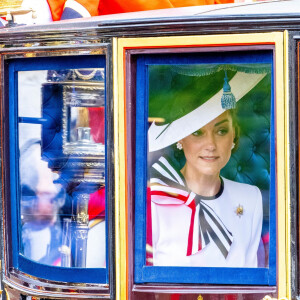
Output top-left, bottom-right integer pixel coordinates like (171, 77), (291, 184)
(150, 156), (233, 258)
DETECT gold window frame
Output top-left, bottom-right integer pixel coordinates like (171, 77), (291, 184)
(114, 32), (289, 299)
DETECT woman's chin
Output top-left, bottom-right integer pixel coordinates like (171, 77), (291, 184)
(193, 166), (221, 179)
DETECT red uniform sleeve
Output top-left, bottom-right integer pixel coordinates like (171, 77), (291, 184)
(99, 0), (234, 15)
(76, 0), (101, 16)
(46, 0), (66, 21)
(88, 187), (106, 220)
(48, 0), (234, 21)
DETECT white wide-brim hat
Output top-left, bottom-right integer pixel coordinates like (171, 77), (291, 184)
(148, 65), (269, 152)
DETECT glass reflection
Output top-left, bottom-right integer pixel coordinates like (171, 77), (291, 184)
(20, 140), (64, 265)
(18, 68), (106, 268)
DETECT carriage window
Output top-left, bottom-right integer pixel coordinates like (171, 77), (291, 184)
(9, 56), (108, 283)
(135, 51), (276, 285)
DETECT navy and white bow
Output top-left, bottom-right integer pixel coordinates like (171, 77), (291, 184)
(150, 156), (233, 258)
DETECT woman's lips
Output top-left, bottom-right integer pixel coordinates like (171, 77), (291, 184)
(200, 156), (219, 161)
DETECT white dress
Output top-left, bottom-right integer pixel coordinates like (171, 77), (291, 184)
(150, 156), (263, 268)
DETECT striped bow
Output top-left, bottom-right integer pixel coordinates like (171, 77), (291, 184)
(150, 156), (233, 258)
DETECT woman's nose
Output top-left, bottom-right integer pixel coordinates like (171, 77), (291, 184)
(204, 133), (216, 151)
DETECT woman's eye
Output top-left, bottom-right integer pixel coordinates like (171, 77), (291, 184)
(217, 128), (229, 135)
(192, 129), (203, 136)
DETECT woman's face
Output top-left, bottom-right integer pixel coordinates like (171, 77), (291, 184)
(180, 111), (235, 178)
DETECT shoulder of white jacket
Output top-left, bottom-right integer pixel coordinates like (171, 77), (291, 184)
(221, 177), (261, 197)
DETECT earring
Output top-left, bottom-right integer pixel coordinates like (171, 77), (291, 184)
(231, 142), (235, 150)
(176, 142), (183, 150)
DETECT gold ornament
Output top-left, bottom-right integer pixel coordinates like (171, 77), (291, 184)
(235, 204), (244, 217)
(0, 0), (36, 25)
(0, 0), (22, 10)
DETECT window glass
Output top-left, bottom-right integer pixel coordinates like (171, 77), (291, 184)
(147, 64), (270, 269)
(134, 51), (275, 285)
(18, 68), (106, 268)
